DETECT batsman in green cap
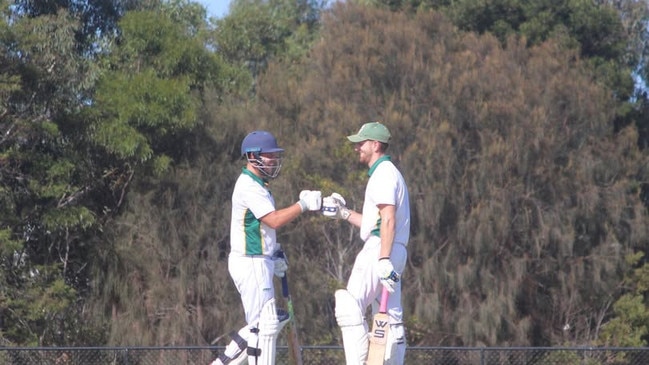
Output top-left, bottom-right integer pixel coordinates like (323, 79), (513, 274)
(322, 121), (411, 365)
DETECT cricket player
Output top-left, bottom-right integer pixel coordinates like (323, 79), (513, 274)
(322, 121), (410, 365)
(210, 130), (322, 365)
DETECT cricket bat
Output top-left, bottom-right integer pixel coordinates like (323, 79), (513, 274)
(366, 287), (390, 365)
(281, 274), (304, 365)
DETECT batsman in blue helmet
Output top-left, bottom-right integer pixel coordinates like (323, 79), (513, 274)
(209, 130), (321, 365)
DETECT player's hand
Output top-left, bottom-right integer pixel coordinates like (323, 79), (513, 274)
(272, 248), (288, 278)
(377, 257), (400, 293)
(322, 193), (350, 220)
(298, 190), (322, 212)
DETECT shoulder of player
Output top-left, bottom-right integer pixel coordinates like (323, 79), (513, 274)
(371, 160), (402, 177)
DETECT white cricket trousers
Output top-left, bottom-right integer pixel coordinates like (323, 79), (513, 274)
(228, 254), (275, 326)
(347, 236), (407, 323)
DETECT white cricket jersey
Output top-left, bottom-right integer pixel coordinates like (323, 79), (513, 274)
(360, 156), (410, 245)
(230, 168), (278, 256)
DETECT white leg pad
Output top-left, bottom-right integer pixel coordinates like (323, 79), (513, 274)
(229, 351), (248, 365)
(211, 326), (251, 365)
(249, 298), (289, 365)
(212, 350), (247, 365)
(384, 323), (406, 365)
(247, 327), (259, 365)
(335, 289), (368, 365)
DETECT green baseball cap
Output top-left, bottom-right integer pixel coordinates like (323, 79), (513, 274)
(347, 122), (391, 143)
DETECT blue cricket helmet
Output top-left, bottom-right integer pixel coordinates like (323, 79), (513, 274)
(241, 131), (284, 178)
(241, 131), (284, 156)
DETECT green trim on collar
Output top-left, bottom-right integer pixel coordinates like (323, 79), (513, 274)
(242, 167), (267, 187)
(368, 155), (391, 177)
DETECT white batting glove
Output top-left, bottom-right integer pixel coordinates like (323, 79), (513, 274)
(271, 248), (288, 278)
(322, 193), (350, 220)
(297, 190), (322, 212)
(377, 257), (400, 293)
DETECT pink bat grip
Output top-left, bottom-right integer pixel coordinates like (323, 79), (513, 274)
(379, 286), (389, 313)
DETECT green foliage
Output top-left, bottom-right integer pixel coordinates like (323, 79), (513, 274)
(0, 0), (236, 346)
(86, 7), (223, 167)
(598, 253), (649, 347)
(80, 1), (267, 346)
(0, 4), (105, 345)
(91, 70), (195, 160)
(42, 206), (95, 231)
(372, 0), (645, 103)
(214, 0), (324, 76)
(2, 266), (78, 345)
(2, 0), (649, 349)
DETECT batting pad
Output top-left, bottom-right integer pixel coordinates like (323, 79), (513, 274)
(211, 325), (251, 365)
(256, 298), (290, 365)
(335, 289), (369, 365)
(384, 322), (406, 365)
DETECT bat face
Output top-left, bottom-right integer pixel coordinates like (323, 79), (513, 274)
(366, 312), (390, 364)
(369, 313), (390, 345)
(366, 288), (390, 365)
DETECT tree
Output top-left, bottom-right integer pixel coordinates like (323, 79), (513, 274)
(214, 0), (326, 84)
(82, 2), (252, 345)
(3, 0), (649, 348)
(0, 0), (244, 346)
(598, 252), (649, 347)
(13, 0), (162, 54)
(0, 1), (103, 345)
(249, 2), (649, 346)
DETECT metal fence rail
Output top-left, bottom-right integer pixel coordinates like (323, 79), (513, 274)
(1, 346), (648, 364)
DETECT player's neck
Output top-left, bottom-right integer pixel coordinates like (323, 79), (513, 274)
(367, 153), (384, 168)
(246, 163), (263, 178)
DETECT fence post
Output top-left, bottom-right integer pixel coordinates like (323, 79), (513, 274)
(480, 348), (485, 365)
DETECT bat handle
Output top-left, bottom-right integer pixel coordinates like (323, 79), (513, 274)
(378, 286), (389, 313)
(281, 274), (289, 298)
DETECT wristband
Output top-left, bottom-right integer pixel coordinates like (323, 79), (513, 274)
(297, 200), (307, 213)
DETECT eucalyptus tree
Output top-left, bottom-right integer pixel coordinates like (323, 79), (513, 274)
(13, 0), (166, 55)
(214, 0), (327, 86)
(0, 0), (177, 346)
(79, 0), (256, 345)
(0, 0), (104, 345)
(0, 0), (243, 346)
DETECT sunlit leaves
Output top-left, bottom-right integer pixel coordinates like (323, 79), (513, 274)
(2, 272), (77, 346)
(91, 70), (196, 161)
(42, 206), (95, 230)
(215, 0), (323, 74)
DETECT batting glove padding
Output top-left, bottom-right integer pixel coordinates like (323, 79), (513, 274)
(322, 193), (351, 220)
(272, 248), (288, 278)
(377, 257), (400, 293)
(298, 190), (322, 212)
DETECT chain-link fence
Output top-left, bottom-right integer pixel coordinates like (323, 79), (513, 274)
(1, 346), (648, 364)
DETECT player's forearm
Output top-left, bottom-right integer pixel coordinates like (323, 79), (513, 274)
(261, 204), (303, 229)
(379, 216), (396, 258)
(345, 209), (362, 227)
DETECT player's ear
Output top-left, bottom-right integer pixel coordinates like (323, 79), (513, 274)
(370, 140), (379, 152)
